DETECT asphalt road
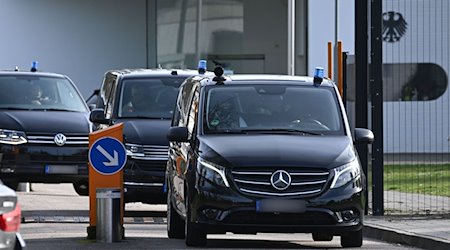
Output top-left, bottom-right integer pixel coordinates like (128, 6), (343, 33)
(17, 184), (421, 249)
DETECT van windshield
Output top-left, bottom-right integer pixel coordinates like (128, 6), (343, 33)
(0, 75), (88, 112)
(203, 84), (345, 135)
(118, 77), (184, 119)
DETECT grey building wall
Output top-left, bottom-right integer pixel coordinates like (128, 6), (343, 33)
(0, 0), (149, 99)
(1, 0), (311, 99)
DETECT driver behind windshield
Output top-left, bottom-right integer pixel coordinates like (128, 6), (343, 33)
(207, 92), (247, 130)
(123, 84), (150, 113)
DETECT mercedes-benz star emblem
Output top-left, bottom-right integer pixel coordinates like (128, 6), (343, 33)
(54, 133), (67, 146)
(270, 170), (291, 191)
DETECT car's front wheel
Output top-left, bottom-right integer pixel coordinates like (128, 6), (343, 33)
(185, 194), (207, 247)
(73, 181), (89, 196)
(340, 229), (363, 247)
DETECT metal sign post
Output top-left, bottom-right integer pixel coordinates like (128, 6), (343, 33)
(86, 123), (126, 240)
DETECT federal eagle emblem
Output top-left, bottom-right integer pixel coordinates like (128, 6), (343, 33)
(382, 11), (408, 42)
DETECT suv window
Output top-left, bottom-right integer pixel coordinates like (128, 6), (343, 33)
(203, 84), (344, 135)
(118, 77), (184, 119)
(0, 75), (87, 112)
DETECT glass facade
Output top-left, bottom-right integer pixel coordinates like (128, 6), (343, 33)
(156, 0), (307, 75)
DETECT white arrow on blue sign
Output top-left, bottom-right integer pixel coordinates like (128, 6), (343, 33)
(89, 137), (127, 175)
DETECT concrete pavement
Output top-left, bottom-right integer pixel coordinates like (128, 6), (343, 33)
(17, 184), (450, 249)
(364, 215), (450, 250)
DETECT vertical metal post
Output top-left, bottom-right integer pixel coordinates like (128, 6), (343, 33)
(370, 0), (384, 216)
(355, 0), (369, 215)
(176, 0), (188, 54)
(337, 41), (343, 97)
(334, 0), (338, 45)
(287, 0), (295, 75)
(195, 0), (203, 64)
(146, 0), (157, 68)
(328, 42), (333, 78)
(333, 0), (339, 81)
(96, 188), (122, 242)
(342, 52), (348, 109)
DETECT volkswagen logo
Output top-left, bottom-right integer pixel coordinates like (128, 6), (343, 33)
(270, 170), (291, 191)
(54, 133), (66, 146)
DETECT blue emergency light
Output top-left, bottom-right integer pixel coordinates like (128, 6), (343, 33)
(313, 66), (324, 85)
(198, 60), (207, 74)
(31, 61), (38, 72)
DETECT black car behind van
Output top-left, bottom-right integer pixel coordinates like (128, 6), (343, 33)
(90, 68), (204, 204)
(0, 68), (91, 195)
(166, 68), (374, 247)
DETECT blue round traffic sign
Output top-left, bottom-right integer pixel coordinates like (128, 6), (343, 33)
(88, 137), (127, 175)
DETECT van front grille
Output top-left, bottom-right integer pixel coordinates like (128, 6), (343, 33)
(27, 133), (89, 146)
(231, 167), (330, 198)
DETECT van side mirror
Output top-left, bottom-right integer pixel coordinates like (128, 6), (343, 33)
(89, 108), (109, 124)
(354, 128), (374, 144)
(88, 103), (96, 111)
(167, 127), (189, 142)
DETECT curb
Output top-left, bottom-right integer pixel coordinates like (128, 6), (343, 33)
(364, 224), (450, 250)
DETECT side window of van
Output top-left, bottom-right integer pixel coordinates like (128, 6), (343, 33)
(172, 88), (183, 127)
(104, 77), (118, 119)
(98, 73), (116, 109)
(186, 87), (199, 138)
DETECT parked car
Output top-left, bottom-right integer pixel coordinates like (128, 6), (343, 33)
(165, 67), (374, 247)
(0, 180), (26, 249)
(0, 65), (91, 196)
(89, 68), (207, 204)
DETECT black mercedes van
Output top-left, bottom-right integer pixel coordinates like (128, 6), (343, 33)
(166, 68), (374, 247)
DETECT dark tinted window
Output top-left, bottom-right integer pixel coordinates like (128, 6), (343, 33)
(118, 77), (184, 119)
(203, 84), (344, 135)
(0, 75), (87, 112)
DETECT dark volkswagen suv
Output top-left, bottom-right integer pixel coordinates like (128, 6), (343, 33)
(166, 68), (374, 247)
(90, 68), (205, 204)
(0, 67), (91, 195)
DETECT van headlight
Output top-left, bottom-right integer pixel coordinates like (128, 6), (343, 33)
(0, 129), (27, 145)
(125, 143), (145, 157)
(197, 158), (230, 187)
(330, 160), (361, 189)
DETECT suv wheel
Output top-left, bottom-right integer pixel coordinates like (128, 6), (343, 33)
(340, 229), (363, 247)
(185, 194), (206, 246)
(312, 232), (333, 241)
(167, 188), (185, 239)
(73, 181), (89, 196)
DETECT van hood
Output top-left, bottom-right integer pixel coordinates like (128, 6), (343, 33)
(120, 119), (171, 145)
(198, 134), (356, 169)
(0, 110), (91, 133)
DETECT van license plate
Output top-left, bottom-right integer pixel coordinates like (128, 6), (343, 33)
(45, 165), (78, 174)
(256, 199), (306, 213)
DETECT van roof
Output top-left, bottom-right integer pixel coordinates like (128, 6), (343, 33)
(106, 68), (207, 79)
(200, 74), (336, 88)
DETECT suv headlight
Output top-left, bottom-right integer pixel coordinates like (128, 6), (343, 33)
(330, 160), (361, 189)
(197, 158), (230, 187)
(0, 129), (27, 145)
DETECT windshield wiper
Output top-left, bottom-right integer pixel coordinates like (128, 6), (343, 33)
(120, 116), (165, 119)
(32, 108), (77, 112)
(0, 107), (31, 111)
(206, 129), (246, 134)
(240, 128), (322, 136)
